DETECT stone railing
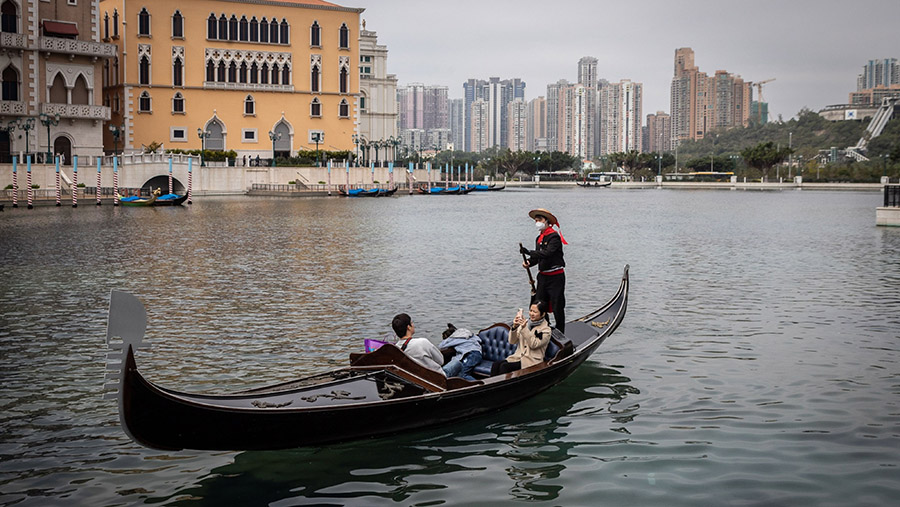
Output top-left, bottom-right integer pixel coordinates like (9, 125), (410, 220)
(40, 36), (117, 58)
(0, 100), (27, 115)
(41, 102), (111, 120)
(202, 81), (293, 92)
(1, 32), (26, 49)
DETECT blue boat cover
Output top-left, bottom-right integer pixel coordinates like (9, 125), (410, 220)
(157, 194), (179, 200)
(120, 196), (140, 202)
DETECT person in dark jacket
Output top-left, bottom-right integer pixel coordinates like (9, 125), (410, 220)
(519, 208), (568, 332)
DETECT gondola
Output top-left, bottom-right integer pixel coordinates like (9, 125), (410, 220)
(105, 266), (629, 451)
(377, 186), (399, 196)
(576, 180), (612, 188)
(472, 183), (505, 191)
(338, 186), (379, 197)
(119, 189), (188, 206)
(153, 193), (189, 206)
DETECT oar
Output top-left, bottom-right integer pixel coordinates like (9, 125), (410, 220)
(519, 243), (536, 296)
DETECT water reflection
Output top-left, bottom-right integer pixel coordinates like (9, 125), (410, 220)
(155, 364), (632, 505)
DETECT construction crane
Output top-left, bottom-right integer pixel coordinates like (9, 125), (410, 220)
(751, 78), (775, 123)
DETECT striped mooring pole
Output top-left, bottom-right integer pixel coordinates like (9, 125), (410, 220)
(72, 156), (78, 207)
(186, 156), (192, 204)
(168, 157), (173, 195)
(408, 162), (414, 195)
(55, 157), (61, 206)
(12, 156), (18, 208)
(389, 162), (394, 189)
(96, 158), (102, 205)
(26, 156), (33, 209)
(326, 159), (332, 195)
(113, 156), (119, 206)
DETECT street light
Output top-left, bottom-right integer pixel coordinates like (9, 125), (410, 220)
(17, 117), (35, 160)
(311, 131), (323, 167)
(197, 128), (210, 166)
(39, 112), (60, 163)
(108, 123), (124, 160)
(268, 130), (281, 167)
(351, 134), (361, 167)
(372, 139), (381, 167)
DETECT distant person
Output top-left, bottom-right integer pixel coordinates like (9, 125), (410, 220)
(520, 208), (567, 332)
(491, 301), (552, 376)
(391, 313), (445, 376)
(438, 323), (483, 381)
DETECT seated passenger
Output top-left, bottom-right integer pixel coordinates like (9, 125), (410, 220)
(490, 301), (552, 376)
(391, 313), (446, 376)
(438, 323), (483, 381)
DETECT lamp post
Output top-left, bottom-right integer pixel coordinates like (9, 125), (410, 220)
(351, 134), (360, 167)
(788, 131), (793, 178)
(1, 121), (16, 162)
(311, 131), (322, 167)
(390, 136), (401, 165)
(197, 128), (210, 166)
(657, 153), (662, 177)
(17, 117), (35, 160)
(39, 112), (60, 163)
(268, 130), (281, 167)
(108, 123), (124, 161)
(373, 140), (381, 168)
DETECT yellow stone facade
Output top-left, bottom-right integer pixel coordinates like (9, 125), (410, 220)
(100, 0), (361, 160)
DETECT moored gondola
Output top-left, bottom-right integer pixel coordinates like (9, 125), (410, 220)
(105, 266), (629, 451)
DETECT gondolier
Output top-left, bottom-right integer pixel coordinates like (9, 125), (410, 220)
(520, 208), (568, 332)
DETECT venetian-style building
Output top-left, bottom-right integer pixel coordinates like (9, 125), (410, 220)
(357, 23), (397, 165)
(99, 0), (362, 161)
(1, 0), (115, 163)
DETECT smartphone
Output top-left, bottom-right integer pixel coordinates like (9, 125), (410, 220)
(516, 308), (523, 319)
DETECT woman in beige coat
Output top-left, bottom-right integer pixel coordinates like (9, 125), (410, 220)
(491, 301), (552, 376)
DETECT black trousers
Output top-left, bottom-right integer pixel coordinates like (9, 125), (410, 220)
(535, 272), (565, 333)
(491, 360), (521, 376)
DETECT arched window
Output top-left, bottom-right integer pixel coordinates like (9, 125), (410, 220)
(260, 63), (269, 84)
(239, 16), (248, 41)
(271, 64), (279, 85)
(239, 62), (248, 83)
(139, 91), (151, 112)
(1, 0), (18, 34)
(280, 19), (289, 44)
(228, 61), (237, 83)
(217, 61), (226, 82)
(137, 8), (150, 36)
(103, 11), (109, 39)
(172, 10), (183, 38)
(339, 23), (349, 49)
(139, 55), (150, 85)
(310, 97), (321, 117)
(207, 13), (216, 39)
(339, 66), (348, 93)
(206, 119), (224, 150)
(103, 59), (109, 88)
(250, 62), (258, 84)
(1, 65), (19, 101)
(172, 92), (184, 113)
(173, 57), (183, 86)
(272, 121), (290, 153)
(310, 63), (320, 92)
(282, 65), (290, 85)
(72, 74), (89, 105)
(310, 21), (320, 47)
(339, 98), (349, 118)
(359, 93), (367, 112)
(269, 17), (279, 43)
(112, 9), (119, 38)
(218, 14), (227, 40)
(113, 57), (119, 84)
(206, 60), (214, 82)
(244, 94), (255, 116)
(228, 15), (237, 41)
(249, 16), (258, 42)
(259, 17), (268, 43)
(49, 73), (66, 103)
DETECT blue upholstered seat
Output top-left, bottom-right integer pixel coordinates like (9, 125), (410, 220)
(473, 323), (565, 376)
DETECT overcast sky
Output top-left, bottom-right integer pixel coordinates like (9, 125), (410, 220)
(348, 0), (900, 119)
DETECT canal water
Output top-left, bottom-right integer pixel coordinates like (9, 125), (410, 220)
(1, 188), (898, 506)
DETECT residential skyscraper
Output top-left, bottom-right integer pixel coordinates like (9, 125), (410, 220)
(599, 79), (643, 154)
(462, 76), (525, 152)
(578, 57), (598, 158)
(646, 111), (671, 153)
(423, 85), (449, 130)
(449, 98), (465, 151)
(398, 83), (425, 131)
(670, 48), (750, 145)
(526, 96), (546, 152)
(469, 98), (489, 153)
(546, 79), (569, 152)
(857, 58), (899, 90)
(507, 98), (527, 152)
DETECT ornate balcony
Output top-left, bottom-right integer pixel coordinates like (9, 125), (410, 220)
(41, 102), (111, 120)
(1, 32), (27, 50)
(0, 100), (27, 115)
(40, 36), (117, 59)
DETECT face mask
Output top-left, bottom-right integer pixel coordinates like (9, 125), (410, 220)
(535, 221), (547, 231)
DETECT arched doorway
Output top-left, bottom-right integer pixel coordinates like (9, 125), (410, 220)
(272, 120), (291, 159)
(206, 119), (225, 151)
(54, 136), (71, 165)
(144, 175), (185, 195)
(0, 130), (10, 163)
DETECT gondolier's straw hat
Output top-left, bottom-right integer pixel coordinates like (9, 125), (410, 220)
(528, 208), (558, 226)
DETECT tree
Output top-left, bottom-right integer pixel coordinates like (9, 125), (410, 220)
(740, 142), (792, 180)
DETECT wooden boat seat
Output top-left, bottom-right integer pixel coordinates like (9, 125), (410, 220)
(473, 323), (572, 376)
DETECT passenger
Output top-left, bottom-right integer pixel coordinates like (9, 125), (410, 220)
(391, 313), (446, 376)
(438, 323), (483, 381)
(490, 301), (552, 376)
